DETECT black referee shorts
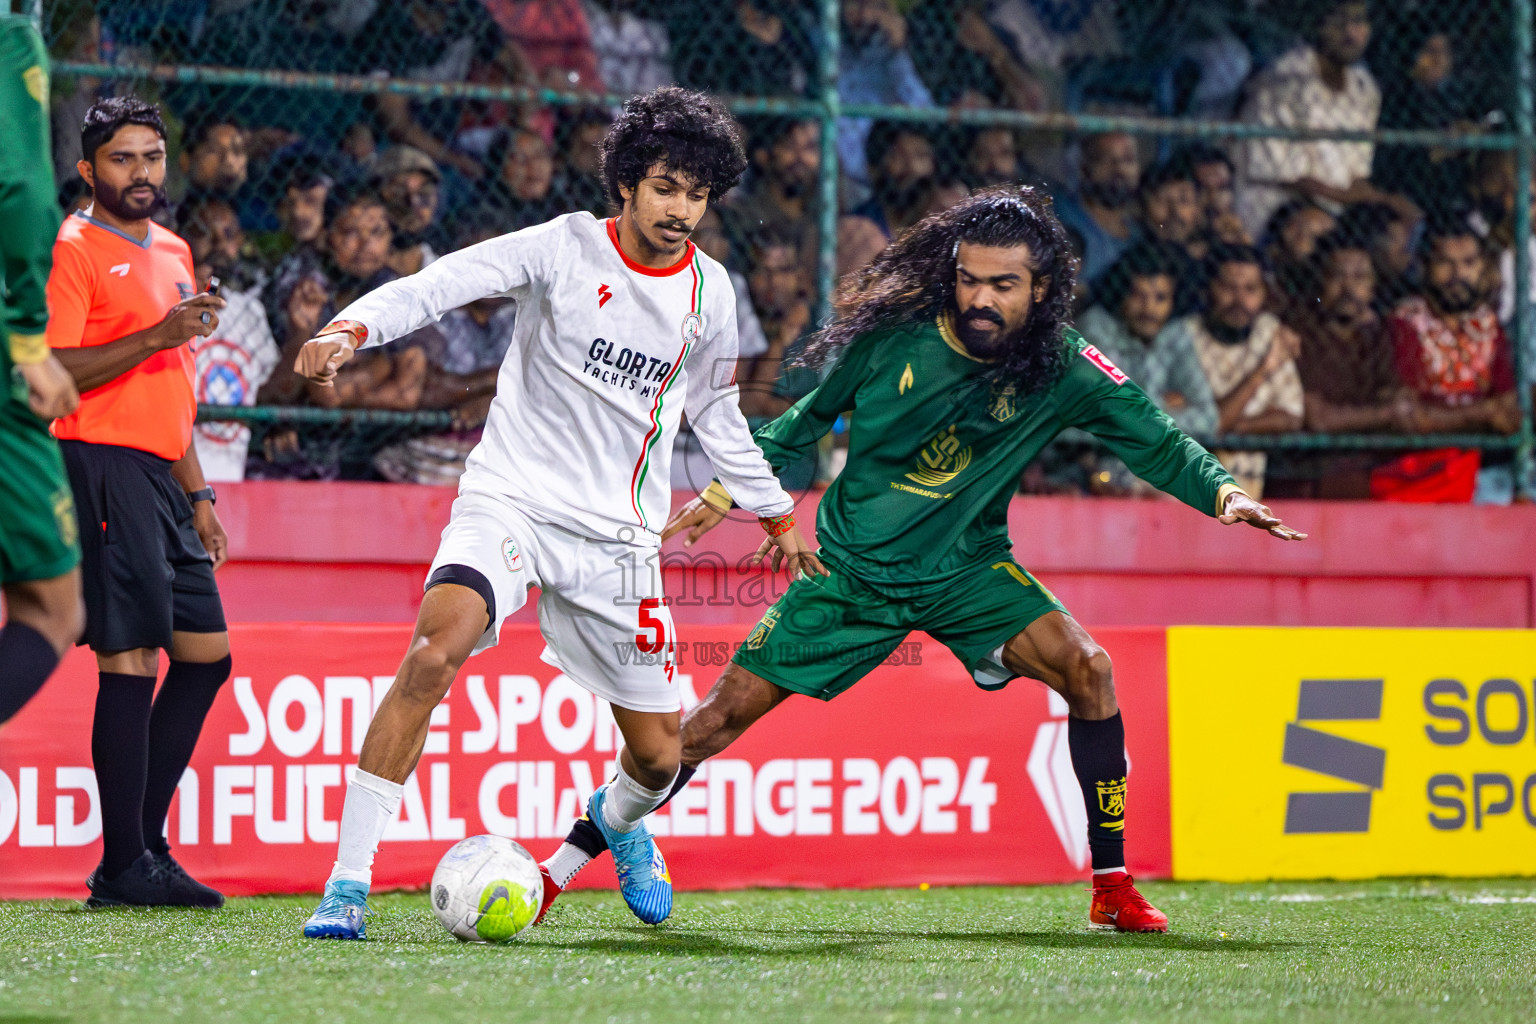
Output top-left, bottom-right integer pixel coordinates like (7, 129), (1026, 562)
(60, 440), (227, 653)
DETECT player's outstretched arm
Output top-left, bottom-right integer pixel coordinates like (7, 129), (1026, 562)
(1064, 356), (1307, 539)
(1218, 489), (1306, 541)
(297, 220), (562, 384)
(663, 483), (826, 577)
(660, 485), (729, 547)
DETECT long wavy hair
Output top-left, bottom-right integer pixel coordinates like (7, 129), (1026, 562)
(802, 185), (1078, 395)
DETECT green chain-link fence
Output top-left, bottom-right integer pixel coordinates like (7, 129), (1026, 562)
(27, 0), (1536, 499)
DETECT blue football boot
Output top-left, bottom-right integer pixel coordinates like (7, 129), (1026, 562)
(587, 784), (672, 924)
(302, 879), (370, 939)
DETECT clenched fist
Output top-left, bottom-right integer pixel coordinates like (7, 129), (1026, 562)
(295, 324), (364, 386)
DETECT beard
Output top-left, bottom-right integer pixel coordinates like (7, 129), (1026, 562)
(875, 175), (933, 216)
(1205, 315), (1254, 345)
(1323, 296), (1370, 327)
(954, 304), (1028, 360)
(1429, 279), (1479, 314)
(92, 178), (166, 221)
(1081, 178), (1136, 209)
(777, 173), (811, 199)
(201, 249), (236, 281)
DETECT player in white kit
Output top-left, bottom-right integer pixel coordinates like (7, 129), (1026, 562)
(296, 88), (825, 939)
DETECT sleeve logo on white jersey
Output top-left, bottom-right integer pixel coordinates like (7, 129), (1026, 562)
(682, 312), (704, 344)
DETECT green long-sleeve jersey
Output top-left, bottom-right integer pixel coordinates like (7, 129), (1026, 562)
(0, 14), (59, 376)
(753, 313), (1239, 586)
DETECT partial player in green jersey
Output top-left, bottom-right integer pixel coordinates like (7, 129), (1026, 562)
(535, 186), (1303, 932)
(0, 13), (85, 726)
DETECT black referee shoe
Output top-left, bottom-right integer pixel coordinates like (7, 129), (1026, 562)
(85, 851), (174, 908)
(86, 850), (225, 909)
(149, 849), (225, 909)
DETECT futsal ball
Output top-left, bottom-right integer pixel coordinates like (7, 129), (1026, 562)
(430, 834), (543, 942)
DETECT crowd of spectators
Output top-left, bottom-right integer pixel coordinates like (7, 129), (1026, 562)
(43, 0), (1534, 500)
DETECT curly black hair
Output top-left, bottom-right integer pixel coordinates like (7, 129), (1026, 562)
(803, 185), (1078, 396)
(1094, 239), (1188, 315)
(81, 96), (166, 164)
(599, 87), (747, 210)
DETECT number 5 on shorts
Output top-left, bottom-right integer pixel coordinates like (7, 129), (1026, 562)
(635, 598), (676, 682)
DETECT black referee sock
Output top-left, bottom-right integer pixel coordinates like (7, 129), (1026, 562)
(567, 764), (699, 856)
(93, 673), (156, 879)
(142, 656), (231, 857)
(1067, 712), (1129, 872)
(0, 622), (60, 725)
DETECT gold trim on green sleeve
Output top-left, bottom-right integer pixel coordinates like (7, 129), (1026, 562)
(8, 332), (50, 366)
(1215, 482), (1246, 517)
(701, 479), (734, 513)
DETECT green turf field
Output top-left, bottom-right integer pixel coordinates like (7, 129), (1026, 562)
(1, 879), (1533, 1024)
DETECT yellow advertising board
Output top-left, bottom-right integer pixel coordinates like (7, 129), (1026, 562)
(1168, 627), (1536, 881)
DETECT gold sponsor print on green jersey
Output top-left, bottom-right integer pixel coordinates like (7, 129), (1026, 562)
(905, 424), (972, 488)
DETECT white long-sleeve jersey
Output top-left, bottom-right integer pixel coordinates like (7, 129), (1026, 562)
(333, 212), (793, 543)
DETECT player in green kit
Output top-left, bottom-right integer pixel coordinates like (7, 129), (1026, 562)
(0, 13), (86, 726)
(534, 186), (1304, 931)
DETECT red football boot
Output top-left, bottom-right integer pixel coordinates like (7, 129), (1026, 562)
(1088, 871), (1169, 932)
(532, 865), (562, 925)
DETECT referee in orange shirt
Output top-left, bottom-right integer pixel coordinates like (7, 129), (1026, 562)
(47, 98), (231, 908)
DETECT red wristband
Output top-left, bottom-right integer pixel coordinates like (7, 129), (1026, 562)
(759, 512), (795, 538)
(317, 320), (368, 346)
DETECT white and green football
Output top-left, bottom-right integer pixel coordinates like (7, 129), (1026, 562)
(429, 834), (543, 942)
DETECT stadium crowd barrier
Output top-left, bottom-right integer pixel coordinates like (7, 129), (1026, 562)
(2, 490), (1533, 897)
(208, 484), (1536, 628)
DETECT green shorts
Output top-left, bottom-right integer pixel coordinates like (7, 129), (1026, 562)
(732, 553), (1068, 700)
(0, 387), (80, 584)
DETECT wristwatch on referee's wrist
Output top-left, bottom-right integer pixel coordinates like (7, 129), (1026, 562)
(186, 486), (217, 506)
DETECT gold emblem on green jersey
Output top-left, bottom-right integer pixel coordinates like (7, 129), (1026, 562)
(988, 384), (1017, 422)
(899, 363), (914, 395)
(52, 487), (77, 547)
(905, 424), (972, 488)
(743, 608), (781, 650)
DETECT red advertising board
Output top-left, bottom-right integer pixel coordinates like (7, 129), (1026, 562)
(0, 624), (1169, 899)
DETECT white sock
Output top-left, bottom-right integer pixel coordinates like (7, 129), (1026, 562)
(327, 769), (404, 888)
(542, 843), (592, 889)
(1093, 865), (1127, 876)
(600, 763), (675, 834)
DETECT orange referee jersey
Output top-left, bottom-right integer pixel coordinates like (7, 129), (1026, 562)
(47, 211), (198, 461)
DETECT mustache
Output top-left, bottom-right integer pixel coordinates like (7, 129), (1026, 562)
(960, 307), (1005, 327)
(656, 221), (691, 233)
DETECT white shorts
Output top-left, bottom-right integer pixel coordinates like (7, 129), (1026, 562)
(427, 492), (679, 713)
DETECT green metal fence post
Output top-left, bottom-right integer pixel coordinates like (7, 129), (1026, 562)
(1515, 0), (1535, 498)
(815, 0), (841, 329)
